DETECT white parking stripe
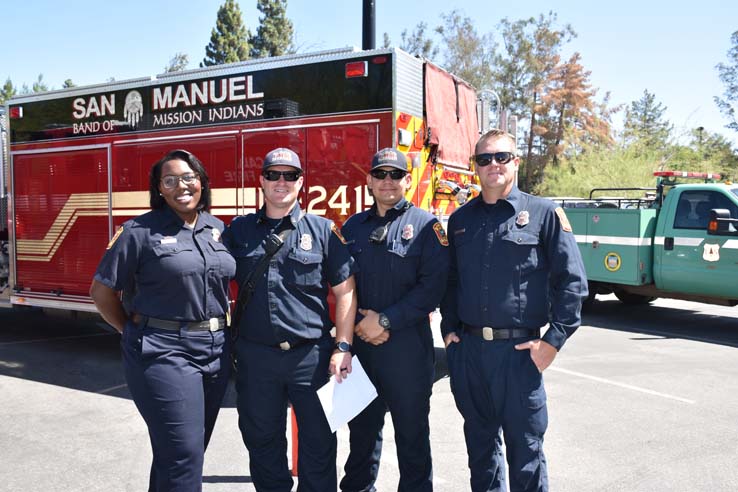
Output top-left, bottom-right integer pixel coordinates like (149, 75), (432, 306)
(97, 383), (128, 394)
(549, 366), (695, 404)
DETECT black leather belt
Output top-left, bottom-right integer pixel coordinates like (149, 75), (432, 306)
(272, 338), (320, 351)
(136, 315), (225, 332)
(462, 323), (540, 341)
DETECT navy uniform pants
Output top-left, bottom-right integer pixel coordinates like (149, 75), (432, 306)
(340, 328), (434, 492)
(446, 335), (548, 492)
(121, 320), (231, 492)
(234, 337), (336, 492)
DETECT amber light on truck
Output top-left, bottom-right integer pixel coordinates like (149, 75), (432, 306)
(654, 170), (722, 180)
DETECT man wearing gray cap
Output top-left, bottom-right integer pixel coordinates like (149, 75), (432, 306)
(223, 147), (358, 491)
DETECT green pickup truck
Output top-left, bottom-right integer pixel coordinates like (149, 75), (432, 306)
(557, 171), (738, 305)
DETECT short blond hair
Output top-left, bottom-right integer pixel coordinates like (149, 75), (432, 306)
(475, 128), (517, 154)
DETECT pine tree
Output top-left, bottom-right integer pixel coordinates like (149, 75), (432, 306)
(201, 0), (251, 67)
(0, 78), (16, 104)
(623, 89), (672, 150)
(250, 0), (293, 58)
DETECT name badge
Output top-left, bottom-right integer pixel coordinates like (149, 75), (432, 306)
(160, 237), (177, 244)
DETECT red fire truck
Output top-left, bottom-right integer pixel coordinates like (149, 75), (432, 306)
(1, 47), (481, 314)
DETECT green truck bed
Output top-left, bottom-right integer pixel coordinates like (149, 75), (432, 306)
(567, 207), (658, 286)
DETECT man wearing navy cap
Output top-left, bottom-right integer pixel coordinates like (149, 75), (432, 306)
(340, 147), (449, 492)
(224, 147), (358, 492)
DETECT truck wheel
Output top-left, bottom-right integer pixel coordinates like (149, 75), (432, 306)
(614, 291), (655, 305)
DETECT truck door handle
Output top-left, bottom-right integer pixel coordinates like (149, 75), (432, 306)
(664, 237), (674, 250)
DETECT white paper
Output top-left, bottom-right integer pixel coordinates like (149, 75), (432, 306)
(317, 355), (378, 433)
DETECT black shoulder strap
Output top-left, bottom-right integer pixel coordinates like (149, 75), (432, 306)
(230, 212), (305, 339)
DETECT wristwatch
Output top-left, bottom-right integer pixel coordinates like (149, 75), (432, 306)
(334, 340), (352, 353)
(378, 313), (391, 330)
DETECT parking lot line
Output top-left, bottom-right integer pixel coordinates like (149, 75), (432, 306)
(550, 366), (696, 404)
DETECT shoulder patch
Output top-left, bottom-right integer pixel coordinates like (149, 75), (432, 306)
(331, 222), (348, 245)
(107, 226), (125, 249)
(554, 207), (573, 233)
(433, 222), (449, 246)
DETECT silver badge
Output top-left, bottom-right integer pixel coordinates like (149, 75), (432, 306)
(300, 233), (312, 251)
(402, 224), (414, 240)
(212, 229), (221, 242)
(516, 211), (530, 227)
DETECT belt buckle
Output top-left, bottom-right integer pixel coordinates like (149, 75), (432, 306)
(208, 318), (220, 332)
(482, 327), (494, 341)
(279, 341), (291, 351)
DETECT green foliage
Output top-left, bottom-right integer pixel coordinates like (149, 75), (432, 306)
(435, 10), (495, 90)
(715, 30), (738, 134)
(400, 22), (438, 59)
(62, 79), (76, 88)
(201, 0), (251, 67)
(623, 89), (672, 150)
(0, 78), (16, 104)
(164, 53), (189, 73)
(250, 0), (294, 58)
(537, 146), (662, 197)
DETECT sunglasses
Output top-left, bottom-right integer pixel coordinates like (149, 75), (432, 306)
(161, 173), (199, 189)
(370, 169), (408, 180)
(263, 170), (302, 182)
(474, 152), (516, 166)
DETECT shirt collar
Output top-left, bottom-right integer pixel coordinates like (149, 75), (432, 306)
(474, 186), (524, 214)
(256, 202), (303, 227)
(363, 197), (410, 222)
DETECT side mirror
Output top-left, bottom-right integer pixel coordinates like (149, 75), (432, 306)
(707, 209), (738, 235)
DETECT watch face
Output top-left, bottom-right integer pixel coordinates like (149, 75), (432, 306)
(336, 341), (351, 352)
(379, 314), (390, 328)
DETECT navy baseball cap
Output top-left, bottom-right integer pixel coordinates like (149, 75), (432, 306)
(371, 147), (409, 171)
(263, 148), (302, 171)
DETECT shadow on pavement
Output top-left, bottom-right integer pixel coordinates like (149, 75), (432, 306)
(582, 298), (738, 348)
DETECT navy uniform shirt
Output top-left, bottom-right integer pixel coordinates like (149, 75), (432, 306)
(342, 198), (449, 330)
(440, 186), (588, 350)
(223, 204), (355, 346)
(93, 206), (236, 321)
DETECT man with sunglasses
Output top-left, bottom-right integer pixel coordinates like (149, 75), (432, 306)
(440, 129), (587, 492)
(223, 147), (357, 492)
(339, 148), (449, 492)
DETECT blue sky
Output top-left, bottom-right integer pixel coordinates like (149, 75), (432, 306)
(4, 0), (737, 146)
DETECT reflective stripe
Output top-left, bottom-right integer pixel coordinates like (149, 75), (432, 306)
(654, 237), (704, 247)
(574, 235), (652, 246)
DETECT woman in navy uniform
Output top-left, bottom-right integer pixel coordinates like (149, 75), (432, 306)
(90, 149), (236, 492)
(224, 147), (357, 492)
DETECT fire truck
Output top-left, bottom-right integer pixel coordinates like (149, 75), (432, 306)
(1, 47), (482, 314)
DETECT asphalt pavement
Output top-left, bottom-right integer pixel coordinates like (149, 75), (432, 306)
(1, 297), (737, 491)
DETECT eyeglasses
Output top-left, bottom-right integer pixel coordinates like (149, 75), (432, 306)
(263, 170), (302, 182)
(370, 169), (407, 180)
(161, 173), (199, 189)
(474, 152), (516, 167)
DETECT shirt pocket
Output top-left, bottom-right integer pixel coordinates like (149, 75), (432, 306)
(208, 241), (237, 278)
(387, 240), (421, 287)
(501, 230), (542, 275)
(285, 249), (324, 287)
(151, 243), (196, 276)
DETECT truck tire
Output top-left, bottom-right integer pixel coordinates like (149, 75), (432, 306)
(614, 290), (655, 305)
